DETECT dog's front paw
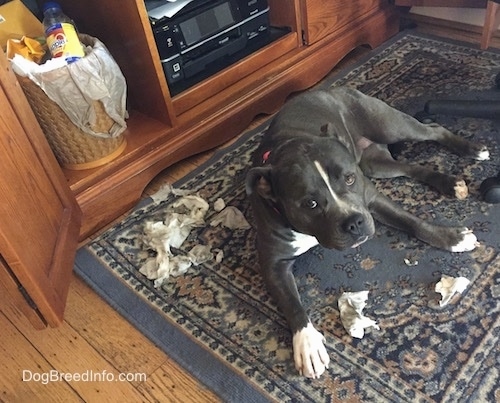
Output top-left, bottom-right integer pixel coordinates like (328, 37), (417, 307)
(293, 322), (330, 379)
(450, 228), (478, 252)
(419, 226), (479, 252)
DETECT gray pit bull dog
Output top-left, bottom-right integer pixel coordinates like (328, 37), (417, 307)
(245, 87), (488, 379)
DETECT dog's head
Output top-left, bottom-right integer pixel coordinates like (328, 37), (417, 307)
(246, 136), (375, 250)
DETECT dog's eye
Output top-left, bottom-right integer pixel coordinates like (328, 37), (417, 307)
(345, 174), (356, 186)
(304, 199), (318, 209)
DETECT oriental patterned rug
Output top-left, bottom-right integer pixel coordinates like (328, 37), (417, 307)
(75, 31), (500, 402)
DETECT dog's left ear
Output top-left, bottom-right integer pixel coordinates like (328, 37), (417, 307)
(322, 122), (354, 153)
(245, 166), (276, 201)
(320, 123), (335, 137)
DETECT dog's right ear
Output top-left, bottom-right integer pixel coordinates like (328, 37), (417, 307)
(245, 167), (276, 201)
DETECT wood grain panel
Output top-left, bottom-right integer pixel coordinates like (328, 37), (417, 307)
(0, 50), (81, 326)
(301, 0), (387, 44)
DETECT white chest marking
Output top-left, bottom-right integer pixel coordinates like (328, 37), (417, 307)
(314, 160), (350, 212)
(291, 231), (319, 255)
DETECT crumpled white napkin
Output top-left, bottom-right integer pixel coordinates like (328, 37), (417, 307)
(435, 275), (470, 307)
(338, 291), (380, 339)
(210, 206), (251, 229)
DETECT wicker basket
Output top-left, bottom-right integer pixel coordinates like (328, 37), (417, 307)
(18, 74), (126, 170)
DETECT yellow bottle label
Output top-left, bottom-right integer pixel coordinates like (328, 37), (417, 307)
(46, 22), (84, 61)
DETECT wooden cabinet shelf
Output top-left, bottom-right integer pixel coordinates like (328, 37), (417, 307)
(1, 0), (399, 326)
(172, 31), (298, 115)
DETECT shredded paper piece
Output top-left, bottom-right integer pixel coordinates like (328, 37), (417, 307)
(214, 249), (224, 263)
(210, 206), (251, 229)
(150, 183), (193, 203)
(140, 186), (250, 287)
(404, 258), (419, 266)
(214, 198), (226, 212)
(435, 275), (470, 306)
(338, 291), (380, 339)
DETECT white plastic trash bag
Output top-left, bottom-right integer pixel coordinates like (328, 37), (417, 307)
(11, 34), (127, 138)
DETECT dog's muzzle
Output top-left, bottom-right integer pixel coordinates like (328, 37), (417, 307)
(342, 213), (374, 248)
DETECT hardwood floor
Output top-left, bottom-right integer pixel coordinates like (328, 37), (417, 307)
(1, 19), (499, 403)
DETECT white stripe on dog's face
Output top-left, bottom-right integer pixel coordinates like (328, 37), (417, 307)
(314, 160), (350, 212)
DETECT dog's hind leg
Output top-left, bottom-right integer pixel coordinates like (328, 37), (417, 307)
(338, 88), (489, 161)
(414, 123), (490, 161)
(360, 144), (469, 199)
(369, 191), (478, 252)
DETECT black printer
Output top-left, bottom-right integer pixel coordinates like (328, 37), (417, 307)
(147, 0), (273, 94)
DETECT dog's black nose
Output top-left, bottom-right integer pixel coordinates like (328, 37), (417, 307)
(342, 214), (365, 235)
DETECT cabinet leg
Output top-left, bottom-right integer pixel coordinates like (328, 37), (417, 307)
(481, 0), (500, 49)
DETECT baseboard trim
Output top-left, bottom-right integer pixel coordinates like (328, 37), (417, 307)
(402, 12), (500, 48)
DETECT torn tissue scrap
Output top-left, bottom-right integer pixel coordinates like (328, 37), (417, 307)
(210, 206), (251, 229)
(149, 183), (194, 203)
(435, 275), (470, 307)
(338, 291), (380, 339)
(139, 187), (248, 287)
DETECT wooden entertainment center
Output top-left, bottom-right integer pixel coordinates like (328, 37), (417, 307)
(0, 0), (399, 326)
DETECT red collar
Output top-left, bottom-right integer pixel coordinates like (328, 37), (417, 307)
(262, 150), (271, 164)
